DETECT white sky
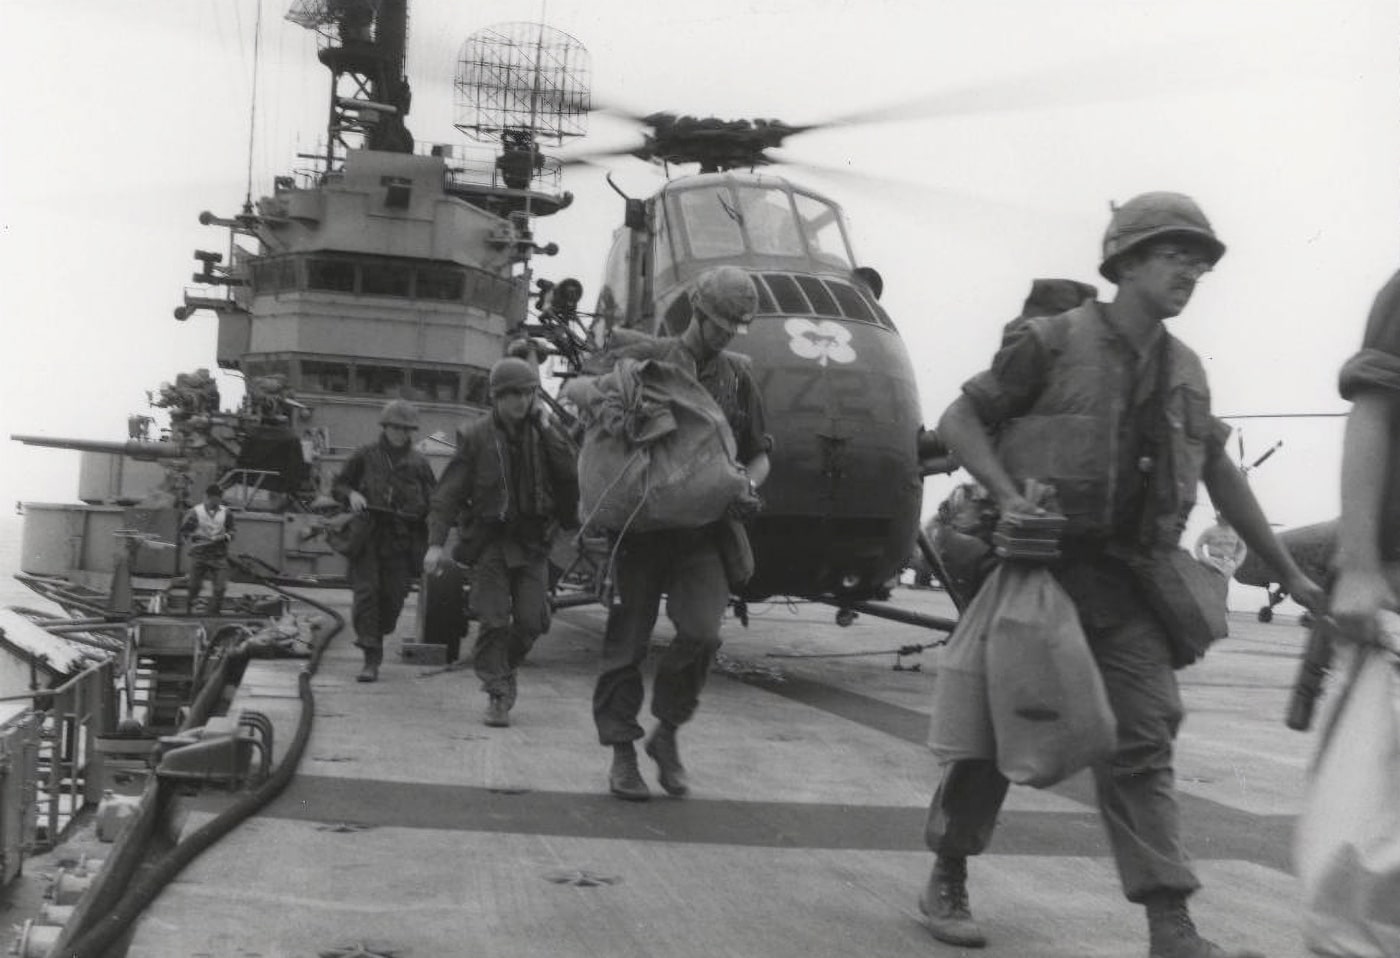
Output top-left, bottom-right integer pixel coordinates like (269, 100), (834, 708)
(3, 0), (1398, 542)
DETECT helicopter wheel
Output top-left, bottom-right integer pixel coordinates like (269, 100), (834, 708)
(1257, 606), (1273, 624)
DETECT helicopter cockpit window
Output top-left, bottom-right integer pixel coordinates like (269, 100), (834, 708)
(676, 189), (745, 259)
(735, 186), (804, 256)
(793, 193), (853, 269)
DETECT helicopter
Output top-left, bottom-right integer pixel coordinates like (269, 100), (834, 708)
(522, 109), (950, 615)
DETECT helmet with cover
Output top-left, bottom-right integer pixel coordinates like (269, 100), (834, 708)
(688, 266), (758, 334)
(1099, 192), (1225, 282)
(489, 357), (541, 396)
(379, 399), (420, 429)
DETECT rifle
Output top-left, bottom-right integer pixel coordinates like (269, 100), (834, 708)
(1285, 618), (1334, 732)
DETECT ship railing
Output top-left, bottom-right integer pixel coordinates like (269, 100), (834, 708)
(0, 658), (117, 862)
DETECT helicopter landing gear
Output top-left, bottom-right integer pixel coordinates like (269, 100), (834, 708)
(834, 607), (858, 627)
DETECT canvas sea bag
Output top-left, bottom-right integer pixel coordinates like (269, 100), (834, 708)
(984, 562), (1117, 787)
(1295, 616), (1400, 958)
(563, 357), (749, 535)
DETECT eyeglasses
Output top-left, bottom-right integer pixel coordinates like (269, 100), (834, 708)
(1148, 244), (1214, 278)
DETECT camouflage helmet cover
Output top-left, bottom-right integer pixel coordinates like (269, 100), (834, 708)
(1099, 192), (1226, 282)
(488, 357), (541, 395)
(689, 266), (758, 333)
(379, 399), (420, 429)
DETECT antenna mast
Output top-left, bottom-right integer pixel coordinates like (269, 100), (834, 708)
(286, 0), (415, 171)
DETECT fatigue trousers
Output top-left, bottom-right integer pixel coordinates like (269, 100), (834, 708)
(348, 545), (415, 652)
(593, 526), (728, 745)
(470, 539), (550, 704)
(188, 555), (229, 612)
(925, 560), (1201, 904)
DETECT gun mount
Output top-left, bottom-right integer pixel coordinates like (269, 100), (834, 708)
(11, 435), (195, 461)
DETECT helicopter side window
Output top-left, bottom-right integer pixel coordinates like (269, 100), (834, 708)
(676, 189), (745, 259)
(761, 274), (813, 315)
(751, 278), (777, 315)
(793, 194), (854, 270)
(794, 276), (840, 317)
(735, 186), (804, 256)
(826, 280), (882, 326)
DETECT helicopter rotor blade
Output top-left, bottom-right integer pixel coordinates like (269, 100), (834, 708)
(805, 36), (1278, 131)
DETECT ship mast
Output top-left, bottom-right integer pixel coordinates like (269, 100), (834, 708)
(287, 0), (414, 169)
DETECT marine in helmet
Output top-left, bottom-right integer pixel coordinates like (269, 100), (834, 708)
(928, 193), (1324, 956)
(332, 399), (438, 682)
(424, 356), (579, 727)
(586, 265), (772, 802)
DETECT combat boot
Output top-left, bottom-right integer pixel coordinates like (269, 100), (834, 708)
(918, 855), (987, 948)
(484, 695), (510, 728)
(608, 744), (651, 801)
(1146, 893), (1265, 958)
(356, 646), (382, 683)
(644, 723), (689, 797)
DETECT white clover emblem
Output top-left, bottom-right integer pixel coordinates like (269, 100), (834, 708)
(784, 318), (857, 366)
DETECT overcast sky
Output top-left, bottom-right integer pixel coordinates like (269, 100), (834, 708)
(3, 0), (1398, 542)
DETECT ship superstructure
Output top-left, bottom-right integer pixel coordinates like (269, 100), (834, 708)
(15, 3), (590, 582)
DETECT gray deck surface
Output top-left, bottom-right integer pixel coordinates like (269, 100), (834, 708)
(124, 587), (1322, 958)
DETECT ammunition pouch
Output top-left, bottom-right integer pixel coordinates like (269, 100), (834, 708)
(1123, 547), (1229, 668)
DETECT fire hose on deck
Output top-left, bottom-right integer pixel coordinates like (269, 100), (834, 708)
(50, 559), (344, 958)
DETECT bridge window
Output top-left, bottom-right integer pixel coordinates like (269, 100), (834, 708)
(463, 366), (490, 405)
(306, 257), (356, 292)
(361, 262), (411, 297)
(417, 266), (465, 301)
(410, 368), (461, 402)
(354, 364), (406, 396)
(302, 360), (350, 393)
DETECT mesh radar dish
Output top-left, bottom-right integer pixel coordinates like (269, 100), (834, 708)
(454, 22), (590, 147)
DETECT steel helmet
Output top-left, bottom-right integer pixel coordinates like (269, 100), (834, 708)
(378, 399), (420, 429)
(1098, 192), (1226, 282)
(689, 266), (758, 334)
(489, 357), (541, 395)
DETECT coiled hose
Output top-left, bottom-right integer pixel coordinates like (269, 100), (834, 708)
(55, 573), (344, 958)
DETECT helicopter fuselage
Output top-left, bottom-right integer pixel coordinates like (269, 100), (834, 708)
(592, 172), (923, 601)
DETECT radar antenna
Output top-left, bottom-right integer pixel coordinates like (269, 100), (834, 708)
(454, 22), (590, 191)
(287, 0), (413, 169)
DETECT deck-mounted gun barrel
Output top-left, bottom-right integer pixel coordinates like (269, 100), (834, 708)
(11, 435), (190, 461)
